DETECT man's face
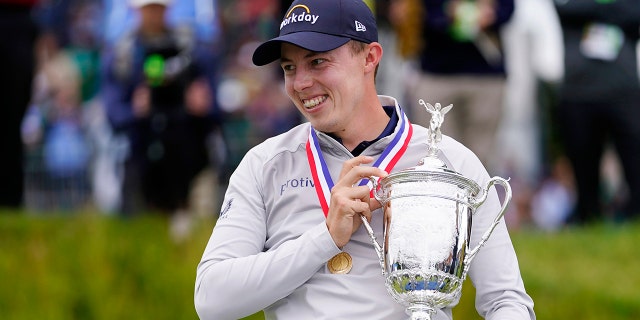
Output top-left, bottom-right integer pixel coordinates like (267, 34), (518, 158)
(280, 42), (368, 134)
(139, 4), (167, 33)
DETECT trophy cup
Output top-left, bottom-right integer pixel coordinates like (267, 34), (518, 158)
(360, 100), (512, 320)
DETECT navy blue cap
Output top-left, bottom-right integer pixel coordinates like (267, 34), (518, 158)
(252, 0), (378, 66)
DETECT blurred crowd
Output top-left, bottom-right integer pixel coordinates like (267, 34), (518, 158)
(1, 0), (639, 234)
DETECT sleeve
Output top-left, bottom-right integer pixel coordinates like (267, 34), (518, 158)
(457, 149), (536, 319)
(194, 146), (341, 320)
(99, 43), (138, 133)
(190, 39), (223, 120)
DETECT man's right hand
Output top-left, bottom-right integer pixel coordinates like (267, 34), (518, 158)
(325, 156), (388, 248)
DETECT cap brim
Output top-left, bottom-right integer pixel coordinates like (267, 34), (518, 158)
(252, 32), (351, 66)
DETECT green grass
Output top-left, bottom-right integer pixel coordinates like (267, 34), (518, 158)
(1, 210), (639, 319)
(0, 211), (212, 320)
(454, 222), (640, 319)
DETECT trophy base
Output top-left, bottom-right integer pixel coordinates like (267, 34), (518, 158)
(406, 303), (436, 320)
(387, 269), (462, 307)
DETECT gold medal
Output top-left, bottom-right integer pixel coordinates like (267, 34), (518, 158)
(327, 251), (353, 274)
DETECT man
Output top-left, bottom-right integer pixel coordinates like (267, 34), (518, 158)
(553, 0), (640, 224)
(101, 0), (216, 223)
(194, 0), (535, 319)
(404, 0), (514, 171)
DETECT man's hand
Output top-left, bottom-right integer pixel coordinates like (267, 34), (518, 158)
(185, 78), (213, 116)
(326, 156), (388, 248)
(132, 85), (151, 118)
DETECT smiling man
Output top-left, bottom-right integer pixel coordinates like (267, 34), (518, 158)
(194, 0), (535, 319)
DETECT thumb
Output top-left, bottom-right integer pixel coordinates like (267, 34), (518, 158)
(369, 196), (383, 212)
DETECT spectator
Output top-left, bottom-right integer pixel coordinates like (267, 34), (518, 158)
(100, 0), (218, 235)
(553, 0), (640, 224)
(400, 0), (515, 172)
(20, 0), (103, 211)
(495, 0), (564, 228)
(22, 49), (92, 211)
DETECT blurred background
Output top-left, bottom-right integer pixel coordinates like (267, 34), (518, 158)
(1, 0), (639, 319)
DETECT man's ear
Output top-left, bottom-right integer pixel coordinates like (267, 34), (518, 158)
(364, 42), (383, 74)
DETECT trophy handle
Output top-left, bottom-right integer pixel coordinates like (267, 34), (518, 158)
(358, 177), (387, 275)
(359, 215), (386, 275)
(465, 176), (512, 269)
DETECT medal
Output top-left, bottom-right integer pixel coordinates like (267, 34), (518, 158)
(327, 251), (353, 274)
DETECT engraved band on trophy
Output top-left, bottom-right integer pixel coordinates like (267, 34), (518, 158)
(360, 99), (512, 320)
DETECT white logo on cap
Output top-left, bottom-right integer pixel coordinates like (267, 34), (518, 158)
(280, 4), (320, 30)
(355, 21), (367, 32)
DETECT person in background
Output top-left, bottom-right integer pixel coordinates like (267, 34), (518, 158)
(401, 0), (514, 172)
(494, 0), (565, 229)
(19, 0), (103, 211)
(553, 0), (640, 224)
(101, 0), (218, 238)
(194, 0), (535, 319)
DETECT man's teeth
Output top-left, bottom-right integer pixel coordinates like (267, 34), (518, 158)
(303, 96), (326, 109)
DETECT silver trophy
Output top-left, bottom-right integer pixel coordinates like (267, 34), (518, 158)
(361, 100), (512, 320)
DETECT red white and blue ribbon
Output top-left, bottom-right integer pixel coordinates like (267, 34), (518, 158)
(306, 105), (413, 216)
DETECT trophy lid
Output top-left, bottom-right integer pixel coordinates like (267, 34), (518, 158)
(379, 100), (480, 194)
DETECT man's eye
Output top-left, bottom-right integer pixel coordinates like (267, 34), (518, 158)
(311, 58), (325, 66)
(282, 64), (295, 72)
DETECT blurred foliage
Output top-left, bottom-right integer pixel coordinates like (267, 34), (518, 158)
(0, 210), (639, 319)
